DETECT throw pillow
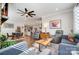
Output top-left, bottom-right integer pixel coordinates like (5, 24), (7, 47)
(68, 35), (75, 42)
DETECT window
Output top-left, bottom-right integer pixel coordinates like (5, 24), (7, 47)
(74, 4), (79, 33)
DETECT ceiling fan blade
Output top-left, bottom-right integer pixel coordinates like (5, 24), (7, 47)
(25, 8), (28, 12)
(28, 11), (34, 14)
(21, 13), (25, 16)
(17, 9), (25, 13)
(31, 14), (36, 16)
(28, 14), (33, 17)
(17, 12), (23, 14)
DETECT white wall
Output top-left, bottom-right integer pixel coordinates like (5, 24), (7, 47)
(42, 9), (73, 35)
(1, 4), (42, 34)
(1, 4), (73, 35)
(1, 3), (24, 34)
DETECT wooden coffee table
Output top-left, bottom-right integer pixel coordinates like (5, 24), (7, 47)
(35, 38), (52, 52)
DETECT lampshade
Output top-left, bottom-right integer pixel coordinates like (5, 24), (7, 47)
(43, 23), (48, 28)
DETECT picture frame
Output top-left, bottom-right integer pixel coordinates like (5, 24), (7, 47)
(3, 23), (14, 28)
(49, 19), (61, 29)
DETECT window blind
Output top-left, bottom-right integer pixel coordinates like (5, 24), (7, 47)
(74, 5), (79, 33)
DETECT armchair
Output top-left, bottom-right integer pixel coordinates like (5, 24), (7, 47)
(52, 30), (63, 44)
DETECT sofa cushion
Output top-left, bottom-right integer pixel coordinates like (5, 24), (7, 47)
(58, 43), (76, 55)
(20, 47), (37, 55)
(61, 39), (76, 45)
(13, 41), (28, 51)
(0, 41), (29, 55)
(0, 48), (23, 55)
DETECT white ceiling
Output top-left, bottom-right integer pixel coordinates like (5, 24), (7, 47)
(13, 3), (75, 16)
(7, 3), (76, 26)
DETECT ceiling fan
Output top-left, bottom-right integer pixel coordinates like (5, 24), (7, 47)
(17, 8), (36, 17)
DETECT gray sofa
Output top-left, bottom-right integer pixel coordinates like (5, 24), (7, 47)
(0, 41), (39, 55)
(58, 43), (77, 55)
(0, 41), (51, 55)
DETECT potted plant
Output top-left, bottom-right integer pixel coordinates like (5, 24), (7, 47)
(0, 34), (7, 49)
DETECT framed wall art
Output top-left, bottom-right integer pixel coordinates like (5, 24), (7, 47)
(3, 23), (14, 28)
(49, 19), (61, 29)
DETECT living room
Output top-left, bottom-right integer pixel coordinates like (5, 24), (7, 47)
(0, 3), (79, 55)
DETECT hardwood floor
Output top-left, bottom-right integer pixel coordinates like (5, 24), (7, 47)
(20, 35), (35, 47)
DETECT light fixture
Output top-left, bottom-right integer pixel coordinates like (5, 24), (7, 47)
(43, 23), (48, 32)
(56, 8), (59, 11)
(25, 14), (28, 17)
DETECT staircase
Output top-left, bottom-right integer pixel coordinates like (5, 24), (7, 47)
(1, 3), (8, 25)
(1, 16), (8, 25)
